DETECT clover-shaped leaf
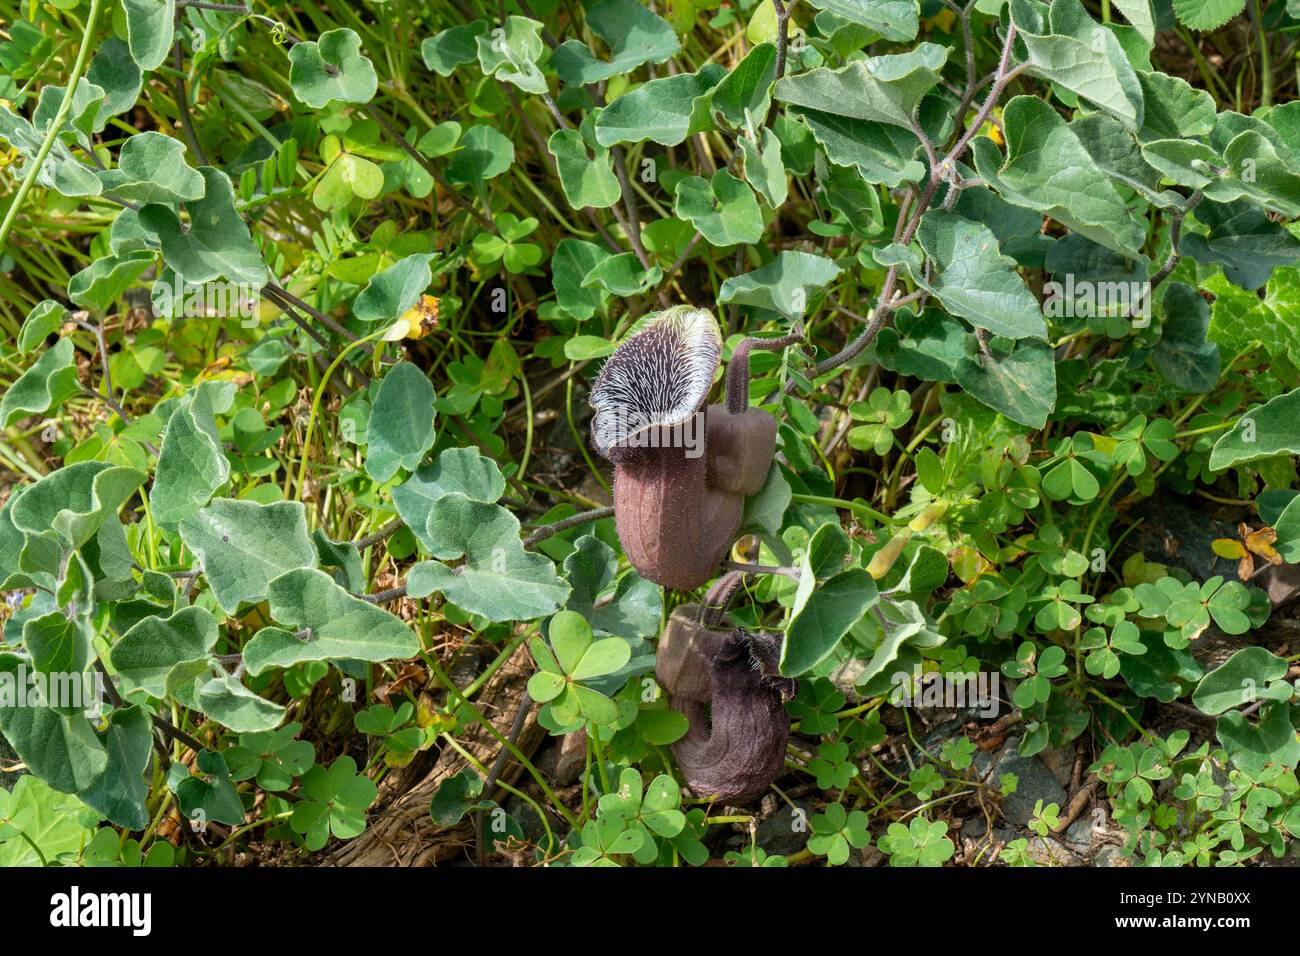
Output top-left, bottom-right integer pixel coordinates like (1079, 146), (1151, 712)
(847, 387), (914, 455)
(291, 756), (378, 851)
(808, 802), (872, 866)
(879, 816), (954, 867)
(472, 213), (544, 274)
(808, 741), (859, 790)
(597, 767), (686, 864)
(226, 722), (316, 792)
(787, 677), (846, 735)
(527, 610), (629, 727)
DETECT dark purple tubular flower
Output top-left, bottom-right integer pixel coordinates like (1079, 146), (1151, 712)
(655, 603), (796, 804)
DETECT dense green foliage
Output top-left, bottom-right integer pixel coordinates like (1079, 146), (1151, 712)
(2, 0), (1300, 868)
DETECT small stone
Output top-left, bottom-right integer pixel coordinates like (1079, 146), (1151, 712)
(1094, 845), (1130, 867)
(1037, 743), (1075, 789)
(755, 798), (813, 857)
(990, 737), (1068, 828)
(1064, 818), (1095, 847)
(1016, 834), (1078, 866)
(553, 729), (587, 786)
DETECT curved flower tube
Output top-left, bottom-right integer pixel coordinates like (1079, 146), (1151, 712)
(655, 603), (797, 804)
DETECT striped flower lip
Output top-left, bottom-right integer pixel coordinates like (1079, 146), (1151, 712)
(589, 305), (722, 457)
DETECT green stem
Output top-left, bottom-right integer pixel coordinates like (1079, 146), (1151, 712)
(789, 493), (898, 526)
(0, 0), (105, 251)
(295, 328), (387, 515)
(427, 657), (578, 827)
(1252, 0), (1273, 107)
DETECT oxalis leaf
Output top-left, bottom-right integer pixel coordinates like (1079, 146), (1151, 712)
(179, 498), (319, 615)
(152, 381), (233, 530)
(406, 494), (571, 622)
(243, 568), (420, 675)
(365, 362), (438, 483)
(1209, 384), (1300, 470)
(0, 336), (80, 429)
(288, 27), (378, 108)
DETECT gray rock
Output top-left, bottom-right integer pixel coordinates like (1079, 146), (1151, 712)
(1094, 845), (1131, 867)
(553, 730), (587, 786)
(501, 794), (549, 848)
(1037, 743), (1075, 789)
(1012, 833), (1079, 866)
(860, 845), (885, 866)
(990, 736), (1068, 828)
(1065, 818), (1096, 847)
(755, 798), (813, 857)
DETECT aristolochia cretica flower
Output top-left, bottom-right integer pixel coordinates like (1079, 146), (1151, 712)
(589, 305), (779, 590)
